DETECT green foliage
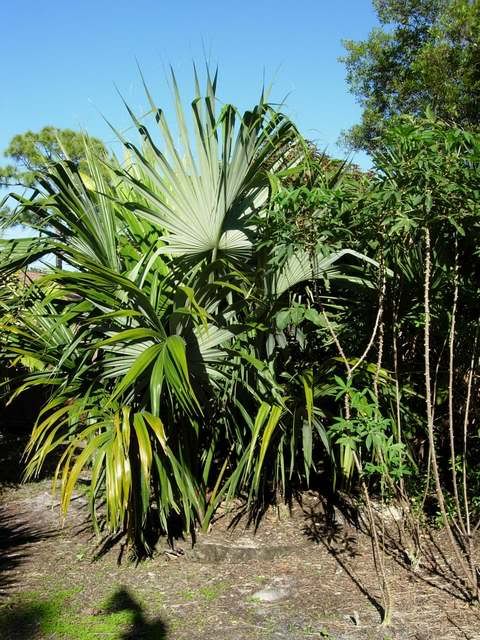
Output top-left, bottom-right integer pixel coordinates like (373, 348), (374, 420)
(1, 69), (378, 553)
(3, 62), (479, 575)
(330, 377), (410, 484)
(341, 0), (480, 150)
(0, 126), (107, 188)
(0, 588), (165, 640)
(0, 127), (108, 232)
(372, 116), (480, 529)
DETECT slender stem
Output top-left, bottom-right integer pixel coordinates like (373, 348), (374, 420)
(462, 332), (477, 534)
(462, 328), (478, 597)
(322, 287), (384, 384)
(448, 236), (463, 532)
(321, 309), (351, 376)
(423, 227), (474, 597)
(392, 297), (404, 495)
(350, 303), (383, 377)
(323, 289), (392, 623)
(353, 451), (392, 626)
(373, 264), (386, 403)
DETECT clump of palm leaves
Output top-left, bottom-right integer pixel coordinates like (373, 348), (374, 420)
(0, 69), (371, 553)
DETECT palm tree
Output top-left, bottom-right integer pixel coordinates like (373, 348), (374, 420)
(0, 69), (373, 553)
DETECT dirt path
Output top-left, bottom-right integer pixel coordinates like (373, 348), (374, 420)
(1, 479), (479, 640)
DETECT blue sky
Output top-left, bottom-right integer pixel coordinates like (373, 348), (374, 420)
(2, 0), (378, 169)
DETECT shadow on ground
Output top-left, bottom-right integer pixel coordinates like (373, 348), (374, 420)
(0, 588), (168, 640)
(0, 507), (55, 598)
(0, 600), (52, 640)
(301, 492), (477, 615)
(106, 588), (169, 639)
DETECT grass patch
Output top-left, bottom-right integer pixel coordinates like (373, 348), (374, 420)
(198, 582), (226, 602)
(179, 581), (227, 603)
(0, 587), (167, 639)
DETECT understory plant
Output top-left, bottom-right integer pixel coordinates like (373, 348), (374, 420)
(0, 69), (373, 553)
(370, 114), (480, 601)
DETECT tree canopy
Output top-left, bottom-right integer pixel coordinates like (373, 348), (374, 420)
(0, 126), (107, 188)
(341, 0), (480, 150)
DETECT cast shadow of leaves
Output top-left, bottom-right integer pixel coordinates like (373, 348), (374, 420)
(104, 588), (169, 639)
(0, 506), (56, 598)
